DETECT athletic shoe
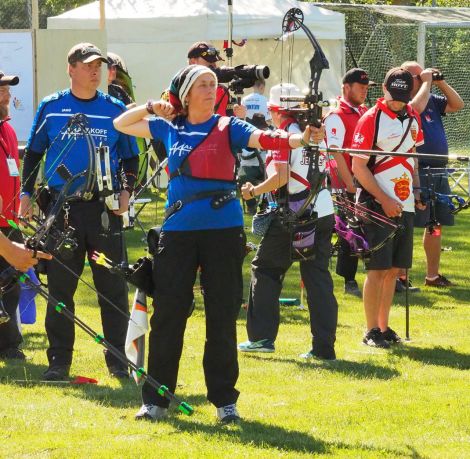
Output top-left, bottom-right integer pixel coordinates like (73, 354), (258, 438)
(395, 277), (421, 293)
(43, 365), (70, 381)
(238, 339), (275, 353)
(362, 328), (390, 349)
(0, 347), (26, 361)
(299, 350), (336, 361)
(135, 404), (168, 422)
(216, 403), (241, 424)
(425, 274), (454, 288)
(108, 365), (129, 379)
(344, 280), (362, 298)
(382, 327), (403, 344)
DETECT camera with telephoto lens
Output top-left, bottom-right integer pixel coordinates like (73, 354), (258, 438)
(214, 64), (270, 94)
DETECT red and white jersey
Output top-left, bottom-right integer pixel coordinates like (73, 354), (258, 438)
(266, 120), (334, 217)
(324, 97), (368, 188)
(324, 97), (368, 150)
(351, 98), (424, 212)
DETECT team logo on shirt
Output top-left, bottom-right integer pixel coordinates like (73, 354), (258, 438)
(410, 126), (417, 142)
(353, 132), (364, 145)
(331, 128), (337, 136)
(170, 141), (192, 157)
(391, 173), (411, 201)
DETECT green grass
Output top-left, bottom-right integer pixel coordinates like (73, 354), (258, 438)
(1, 192), (469, 458)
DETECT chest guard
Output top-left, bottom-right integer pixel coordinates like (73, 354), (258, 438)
(170, 116), (237, 183)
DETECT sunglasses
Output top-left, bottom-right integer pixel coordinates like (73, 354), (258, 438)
(199, 48), (219, 58)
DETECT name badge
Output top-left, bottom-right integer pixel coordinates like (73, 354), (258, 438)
(6, 157), (19, 177)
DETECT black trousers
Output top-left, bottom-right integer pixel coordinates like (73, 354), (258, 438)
(45, 200), (128, 368)
(0, 227), (22, 351)
(246, 214), (338, 359)
(142, 227), (246, 408)
(336, 236), (359, 282)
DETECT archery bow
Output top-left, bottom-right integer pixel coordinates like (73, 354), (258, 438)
(0, 266), (193, 416)
(333, 191), (403, 260)
(278, 8), (331, 221)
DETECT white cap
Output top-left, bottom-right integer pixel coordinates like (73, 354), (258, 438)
(267, 83), (303, 111)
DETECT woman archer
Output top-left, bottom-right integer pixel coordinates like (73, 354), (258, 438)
(114, 64), (323, 423)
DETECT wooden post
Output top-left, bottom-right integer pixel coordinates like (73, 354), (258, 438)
(99, 0), (106, 30)
(31, 0), (39, 30)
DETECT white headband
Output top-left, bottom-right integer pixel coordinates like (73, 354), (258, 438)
(179, 65), (217, 106)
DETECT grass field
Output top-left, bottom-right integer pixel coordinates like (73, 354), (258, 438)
(1, 193), (469, 458)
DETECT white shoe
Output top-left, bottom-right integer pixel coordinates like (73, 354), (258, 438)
(216, 403), (241, 424)
(135, 404), (168, 422)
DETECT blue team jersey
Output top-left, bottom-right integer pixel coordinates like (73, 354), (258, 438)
(417, 94), (448, 168)
(27, 89), (139, 191)
(149, 114), (255, 231)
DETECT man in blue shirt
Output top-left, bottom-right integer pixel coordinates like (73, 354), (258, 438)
(401, 61), (464, 288)
(20, 43), (139, 380)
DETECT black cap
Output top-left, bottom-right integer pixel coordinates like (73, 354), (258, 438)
(342, 68), (371, 85)
(107, 52), (129, 74)
(67, 43), (108, 65)
(0, 71), (19, 86)
(187, 41), (224, 63)
(384, 67), (413, 103)
(247, 113), (269, 130)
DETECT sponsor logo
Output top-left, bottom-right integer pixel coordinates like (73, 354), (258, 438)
(391, 173), (411, 201)
(60, 126), (108, 141)
(390, 79), (409, 90)
(353, 132), (364, 145)
(62, 108), (72, 112)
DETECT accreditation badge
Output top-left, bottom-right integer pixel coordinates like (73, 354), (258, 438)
(6, 157), (19, 177)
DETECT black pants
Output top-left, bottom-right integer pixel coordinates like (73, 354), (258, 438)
(0, 227), (22, 351)
(336, 236), (359, 282)
(246, 214), (338, 359)
(142, 227), (246, 408)
(45, 200), (128, 368)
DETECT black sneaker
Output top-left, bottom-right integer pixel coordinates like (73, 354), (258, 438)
(344, 280), (362, 298)
(0, 347), (26, 361)
(43, 365), (70, 381)
(363, 328), (390, 349)
(395, 277), (421, 293)
(108, 365), (129, 379)
(382, 327), (403, 344)
(425, 274), (454, 288)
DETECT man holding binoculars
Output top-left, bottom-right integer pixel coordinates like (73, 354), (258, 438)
(399, 61), (464, 289)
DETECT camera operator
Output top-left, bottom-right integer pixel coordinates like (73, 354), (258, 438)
(187, 41), (246, 118)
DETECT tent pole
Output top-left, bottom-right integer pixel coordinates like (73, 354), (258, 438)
(99, 0), (105, 31)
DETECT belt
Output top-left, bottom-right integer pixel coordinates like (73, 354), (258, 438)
(164, 189), (237, 220)
(49, 188), (100, 203)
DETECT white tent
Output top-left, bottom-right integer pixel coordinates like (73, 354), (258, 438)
(48, 0), (345, 103)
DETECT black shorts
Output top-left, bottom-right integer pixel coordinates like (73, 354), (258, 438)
(363, 211), (414, 271)
(415, 169), (455, 227)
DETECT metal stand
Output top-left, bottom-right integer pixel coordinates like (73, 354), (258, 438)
(405, 268), (410, 341)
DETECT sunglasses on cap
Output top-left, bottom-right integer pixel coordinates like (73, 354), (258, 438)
(200, 48), (220, 58)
